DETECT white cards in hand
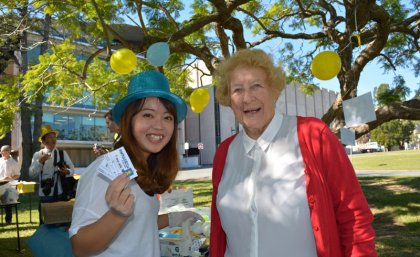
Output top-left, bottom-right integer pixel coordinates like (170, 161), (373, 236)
(98, 147), (138, 181)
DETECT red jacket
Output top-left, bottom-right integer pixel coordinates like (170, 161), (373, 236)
(210, 116), (377, 257)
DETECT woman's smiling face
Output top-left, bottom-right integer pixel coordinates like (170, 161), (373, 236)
(131, 97), (175, 158)
(229, 65), (278, 139)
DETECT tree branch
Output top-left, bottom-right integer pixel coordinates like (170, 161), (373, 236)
(216, 24), (230, 57)
(90, 0), (111, 56)
(81, 47), (107, 80)
(135, 0), (148, 36)
(353, 99), (420, 137)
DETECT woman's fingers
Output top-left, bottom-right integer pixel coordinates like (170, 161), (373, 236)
(109, 187), (134, 217)
(121, 193), (135, 215)
(105, 173), (134, 217)
(105, 173), (129, 202)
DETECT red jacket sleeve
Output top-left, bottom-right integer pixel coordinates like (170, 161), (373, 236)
(298, 117), (377, 257)
(210, 135), (236, 257)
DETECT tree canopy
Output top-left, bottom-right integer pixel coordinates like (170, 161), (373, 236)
(1, 0), (420, 137)
(371, 119), (415, 149)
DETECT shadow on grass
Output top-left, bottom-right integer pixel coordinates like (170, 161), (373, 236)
(359, 177), (420, 257)
(0, 195), (41, 257)
(0, 223), (38, 257)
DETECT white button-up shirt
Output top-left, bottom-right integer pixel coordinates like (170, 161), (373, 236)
(0, 157), (20, 180)
(217, 113), (317, 257)
(29, 148), (75, 196)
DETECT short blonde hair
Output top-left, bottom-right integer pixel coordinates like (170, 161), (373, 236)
(215, 49), (286, 106)
(1, 145), (11, 152)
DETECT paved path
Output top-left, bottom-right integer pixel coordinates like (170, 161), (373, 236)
(356, 170), (420, 177)
(176, 167), (213, 181)
(175, 167), (420, 181)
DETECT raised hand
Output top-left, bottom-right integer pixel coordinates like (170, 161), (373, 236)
(105, 173), (135, 218)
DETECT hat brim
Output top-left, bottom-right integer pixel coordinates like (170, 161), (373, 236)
(112, 90), (187, 125)
(38, 131), (59, 143)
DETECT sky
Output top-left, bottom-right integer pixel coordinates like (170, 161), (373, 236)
(314, 58), (418, 98)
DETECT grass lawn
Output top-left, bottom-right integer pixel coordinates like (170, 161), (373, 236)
(359, 177), (420, 256)
(1, 176), (419, 257)
(350, 149), (420, 170)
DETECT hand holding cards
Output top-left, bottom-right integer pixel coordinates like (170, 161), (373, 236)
(98, 147), (138, 181)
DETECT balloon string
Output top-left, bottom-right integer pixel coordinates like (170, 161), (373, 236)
(353, 0), (361, 48)
(354, 0), (359, 33)
(338, 41), (352, 54)
(339, 2), (362, 55)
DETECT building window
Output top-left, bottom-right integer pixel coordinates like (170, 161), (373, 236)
(54, 113), (70, 139)
(68, 115), (82, 140)
(34, 112), (111, 142)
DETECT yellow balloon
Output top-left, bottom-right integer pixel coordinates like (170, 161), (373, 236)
(190, 88), (210, 113)
(311, 51), (342, 80)
(191, 105), (205, 113)
(110, 48), (137, 74)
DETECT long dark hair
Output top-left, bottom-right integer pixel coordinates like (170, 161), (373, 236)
(118, 97), (179, 194)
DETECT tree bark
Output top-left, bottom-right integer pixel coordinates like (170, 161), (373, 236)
(19, 4), (31, 181)
(19, 12), (51, 180)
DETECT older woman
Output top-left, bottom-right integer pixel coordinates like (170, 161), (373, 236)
(210, 49), (377, 257)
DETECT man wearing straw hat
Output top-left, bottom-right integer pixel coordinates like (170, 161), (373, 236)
(29, 125), (75, 222)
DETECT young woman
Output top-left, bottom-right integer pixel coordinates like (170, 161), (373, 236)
(70, 70), (202, 257)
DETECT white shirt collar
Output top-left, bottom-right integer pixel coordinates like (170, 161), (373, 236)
(243, 111), (283, 153)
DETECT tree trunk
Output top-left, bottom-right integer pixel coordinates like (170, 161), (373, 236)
(19, 11), (51, 180)
(17, 3), (31, 181)
(20, 104), (32, 181)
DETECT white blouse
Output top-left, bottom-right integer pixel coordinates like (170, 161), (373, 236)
(69, 156), (161, 257)
(217, 113), (318, 257)
(0, 157), (20, 179)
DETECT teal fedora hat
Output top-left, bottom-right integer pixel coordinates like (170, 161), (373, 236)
(112, 70), (187, 124)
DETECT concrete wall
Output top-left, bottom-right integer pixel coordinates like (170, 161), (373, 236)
(184, 86), (217, 165)
(276, 83), (337, 118)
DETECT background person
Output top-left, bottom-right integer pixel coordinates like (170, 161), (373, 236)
(29, 125), (75, 222)
(0, 145), (20, 181)
(104, 110), (121, 149)
(70, 70), (202, 257)
(92, 143), (108, 156)
(210, 49), (377, 257)
(92, 111), (122, 156)
(0, 145), (21, 224)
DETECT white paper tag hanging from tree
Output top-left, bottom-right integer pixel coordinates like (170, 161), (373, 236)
(340, 127), (356, 146)
(343, 92), (376, 126)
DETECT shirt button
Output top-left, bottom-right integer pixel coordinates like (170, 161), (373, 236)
(308, 196), (315, 202)
(313, 226), (319, 231)
(251, 204), (257, 212)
